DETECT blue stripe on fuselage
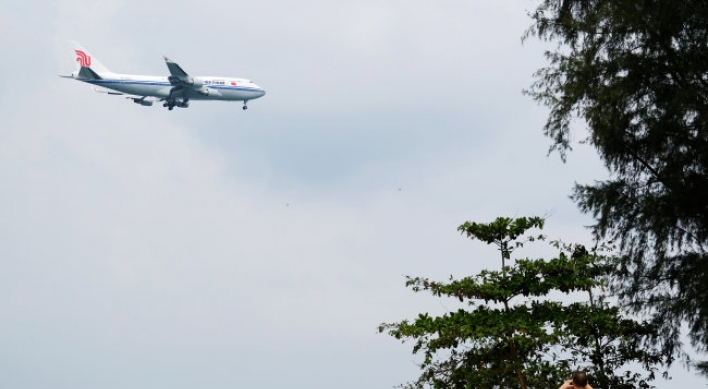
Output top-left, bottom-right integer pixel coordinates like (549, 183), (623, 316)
(87, 79), (264, 93)
(90, 80), (170, 87)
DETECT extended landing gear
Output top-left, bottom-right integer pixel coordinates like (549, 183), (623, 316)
(243, 100), (248, 110)
(163, 98), (188, 111)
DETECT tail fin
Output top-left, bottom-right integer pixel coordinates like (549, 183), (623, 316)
(70, 42), (112, 75)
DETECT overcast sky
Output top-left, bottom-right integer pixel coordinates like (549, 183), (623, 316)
(0, 1), (704, 388)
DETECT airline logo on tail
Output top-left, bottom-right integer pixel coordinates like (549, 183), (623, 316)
(75, 50), (92, 67)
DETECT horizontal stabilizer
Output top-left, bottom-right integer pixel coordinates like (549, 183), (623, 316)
(77, 66), (102, 80)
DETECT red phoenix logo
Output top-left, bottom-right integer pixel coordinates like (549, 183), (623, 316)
(75, 50), (92, 67)
(231, 81), (237, 86)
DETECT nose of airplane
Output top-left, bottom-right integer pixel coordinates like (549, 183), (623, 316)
(256, 87), (266, 98)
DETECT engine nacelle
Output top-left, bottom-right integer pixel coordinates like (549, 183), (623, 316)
(167, 75), (192, 86)
(133, 99), (153, 106)
(168, 75), (204, 88)
(196, 86), (220, 97)
(190, 77), (205, 87)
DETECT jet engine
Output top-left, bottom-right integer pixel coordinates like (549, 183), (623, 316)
(168, 76), (204, 87)
(190, 77), (205, 87)
(133, 99), (153, 106)
(196, 86), (220, 97)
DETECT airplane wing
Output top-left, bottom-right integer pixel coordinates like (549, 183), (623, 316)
(164, 56), (190, 82)
(162, 57), (212, 100)
(92, 86), (157, 106)
(92, 86), (125, 95)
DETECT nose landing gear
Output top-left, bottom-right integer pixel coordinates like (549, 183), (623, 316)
(243, 100), (248, 110)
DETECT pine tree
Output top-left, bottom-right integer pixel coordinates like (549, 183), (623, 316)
(525, 0), (708, 370)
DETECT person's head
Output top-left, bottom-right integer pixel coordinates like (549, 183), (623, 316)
(572, 371), (588, 388)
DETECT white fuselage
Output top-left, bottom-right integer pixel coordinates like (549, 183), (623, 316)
(82, 72), (266, 102)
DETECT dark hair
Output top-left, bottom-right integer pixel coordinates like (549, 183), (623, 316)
(572, 371), (588, 386)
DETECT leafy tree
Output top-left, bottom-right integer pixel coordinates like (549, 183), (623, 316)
(552, 243), (673, 389)
(525, 0), (708, 369)
(380, 217), (670, 389)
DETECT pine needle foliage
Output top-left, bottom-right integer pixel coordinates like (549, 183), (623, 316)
(525, 0), (708, 371)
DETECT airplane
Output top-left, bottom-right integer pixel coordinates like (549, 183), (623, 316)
(60, 43), (266, 110)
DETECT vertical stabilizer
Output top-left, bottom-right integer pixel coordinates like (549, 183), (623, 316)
(70, 42), (112, 75)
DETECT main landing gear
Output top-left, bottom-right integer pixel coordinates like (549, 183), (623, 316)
(163, 98), (188, 110)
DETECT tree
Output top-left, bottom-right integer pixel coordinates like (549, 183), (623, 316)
(525, 0), (708, 369)
(380, 217), (670, 389)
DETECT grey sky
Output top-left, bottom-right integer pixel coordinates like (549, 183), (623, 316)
(0, 1), (704, 388)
